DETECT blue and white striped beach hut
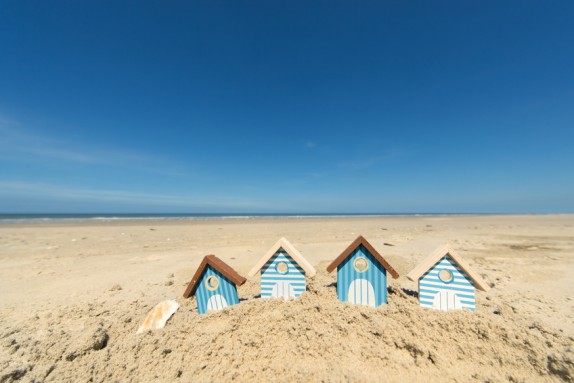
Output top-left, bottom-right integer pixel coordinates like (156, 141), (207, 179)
(183, 255), (246, 315)
(326, 236), (399, 308)
(406, 244), (490, 311)
(248, 237), (316, 300)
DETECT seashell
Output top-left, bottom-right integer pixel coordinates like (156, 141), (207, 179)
(136, 300), (179, 334)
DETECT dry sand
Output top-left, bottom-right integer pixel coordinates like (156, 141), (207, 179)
(0, 215), (573, 382)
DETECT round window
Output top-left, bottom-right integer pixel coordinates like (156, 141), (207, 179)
(205, 275), (219, 291)
(438, 269), (453, 283)
(353, 257), (369, 273)
(276, 261), (288, 274)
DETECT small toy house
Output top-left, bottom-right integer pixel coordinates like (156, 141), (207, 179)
(406, 244), (490, 311)
(183, 255), (246, 315)
(326, 236), (399, 307)
(248, 237), (316, 300)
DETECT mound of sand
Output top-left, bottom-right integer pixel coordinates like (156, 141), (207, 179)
(1, 262), (572, 382)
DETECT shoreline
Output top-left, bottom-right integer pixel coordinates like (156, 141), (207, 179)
(0, 213), (571, 227)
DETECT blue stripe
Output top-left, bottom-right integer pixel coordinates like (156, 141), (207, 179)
(419, 286), (476, 311)
(262, 254), (304, 270)
(263, 262), (303, 270)
(419, 298), (476, 306)
(261, 287), (305, 291)
(263, 266), (304, 272)
(259, 249), (310, 299)
(336, 244), (386, 307)
(420, 283), (474, 293)
(420, 289), (475, 300)
(425, 268), (469, 277)
(420, 256), (477, 292)
(426, 262), (464, 269)
(263, 264), (304, 269)
(195, 265), (240, 315)
(262, 273), (305, 278)
(261, 280), (306, 284)
(420, 286), (475, 295)
(425, 276), (471, 285)
(262, 284), (306, 289)
(419, 294), (475, 302)
(263, 250), (305, 267)
(424, 278), (474, 288)
(423, 270), (472, 282)
(261, 277), (304, 282)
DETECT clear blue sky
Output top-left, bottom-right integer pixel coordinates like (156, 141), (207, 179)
(0, 1), (573, 213)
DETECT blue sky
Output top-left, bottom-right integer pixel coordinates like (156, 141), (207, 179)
(0, 1), (573, 213)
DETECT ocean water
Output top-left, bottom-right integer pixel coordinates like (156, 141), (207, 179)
(0, 213), (454, 223)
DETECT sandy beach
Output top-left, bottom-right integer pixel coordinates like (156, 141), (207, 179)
(1, 214), (573, 382)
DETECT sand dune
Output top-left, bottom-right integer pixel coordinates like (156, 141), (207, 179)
(0, 215), (573, 382)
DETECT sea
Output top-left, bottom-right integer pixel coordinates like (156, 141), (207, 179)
(0, 213), (464, 224)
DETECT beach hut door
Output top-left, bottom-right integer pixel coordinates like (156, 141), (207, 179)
(433, 291), (463, 311)
(348, 279), (376, 307)
(207, 294), (228, 311)
(271, 281), (295, 300)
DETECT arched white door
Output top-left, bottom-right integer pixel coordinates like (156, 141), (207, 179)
(207, 294), (228, 311)
(348, 279), (376, 307)
(271, 281), (295, 300)
(432, 290), (463, 311)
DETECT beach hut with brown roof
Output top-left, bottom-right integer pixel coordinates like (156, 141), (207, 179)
(407, 244), (490, 311)
(327, 236), (399, 307)
(183, 255), (246, 315)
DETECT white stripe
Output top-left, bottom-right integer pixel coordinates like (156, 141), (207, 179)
(420, 282), (475, 291)
(263, 263), (304, 270)
(426, 265), (465, 274)
(262, 287), (305, 292)
(423, 274), (473, 284)
(261, 274), (305, 280)
(420, 298), (475, 305)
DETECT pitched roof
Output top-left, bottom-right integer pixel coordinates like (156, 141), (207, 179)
(326, 235), (399, 279)
(406, 244), (490, 292)
(183, 254), (247, 298)
(248, 237), (316, 277)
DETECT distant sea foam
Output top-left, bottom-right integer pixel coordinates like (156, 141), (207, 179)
(0, 213), (460, 223)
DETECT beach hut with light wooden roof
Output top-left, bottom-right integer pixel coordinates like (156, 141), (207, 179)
(327, 236), (399, 308)
(183, 255), (246, 315)
(407, 244), (490, 312)
(248, 237), (316, 300)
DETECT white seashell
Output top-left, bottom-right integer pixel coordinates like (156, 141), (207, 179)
(136, 300), (179, 334)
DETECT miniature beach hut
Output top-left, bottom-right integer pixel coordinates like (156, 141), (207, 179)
(406, 244), (490, 311)
(326, 236), (399, 307)
(183, 255), (246, 315)
(248, 237), (316, 300)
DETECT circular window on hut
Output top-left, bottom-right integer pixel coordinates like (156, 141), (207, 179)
(353, 257), (369, 273)
(205, 275), (219, 291)
(276, 261), (289, 274)
(438, 269), (453, 283)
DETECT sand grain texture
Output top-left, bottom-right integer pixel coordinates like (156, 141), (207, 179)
(1, 215), (573, 382)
